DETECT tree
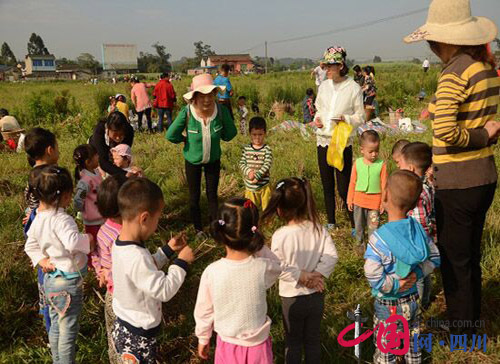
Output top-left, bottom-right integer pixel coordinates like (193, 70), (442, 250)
(373, 55), (382, 63)
(56, 57), (77, 66)
(27, 33), (50, 55)
(77, 53), (100, 74)
(411, 57), (422, 64)
(137, 42), (172, 73)
(194, 41), (215, 61)
(0, 42), (16, 66)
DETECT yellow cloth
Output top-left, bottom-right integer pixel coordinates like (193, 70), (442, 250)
(116, 101), (129, 119)
(245, 185), (272, 211)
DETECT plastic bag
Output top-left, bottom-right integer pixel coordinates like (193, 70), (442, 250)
(327, 122), (352, 170)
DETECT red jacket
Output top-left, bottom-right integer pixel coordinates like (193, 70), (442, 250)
(153, 79), (176, 109)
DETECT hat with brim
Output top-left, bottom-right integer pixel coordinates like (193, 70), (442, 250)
(404, 0), (498, 45)
(321, 46), (347, 65)
(183, 74), (226, 102)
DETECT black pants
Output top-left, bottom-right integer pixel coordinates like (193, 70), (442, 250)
(185, 159), (220, 231)
(282, 292), (324, 364)
(435, 183), (496, 332)
(217, 99), (234, 120)
(317, 145), (354, 226)
(137, 107), (152, 131)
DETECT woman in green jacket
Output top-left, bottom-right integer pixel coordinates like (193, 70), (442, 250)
(166, 74), (237, 236)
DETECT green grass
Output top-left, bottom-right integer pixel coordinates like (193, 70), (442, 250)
(1, 65), (499, 363)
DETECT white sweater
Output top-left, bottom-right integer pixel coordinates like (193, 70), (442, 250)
(271, 221), (338, 298)
(112, 239), (187, 336)
(194, 246), (281, 346)
(314, 77), (365, 147)
(25, 208), (90, 272)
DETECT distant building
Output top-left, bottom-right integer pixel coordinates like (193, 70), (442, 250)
(0, 65), (22, 81)
(25, 54), (56, 76)
(102, 44), (138, 72)
(205, 54), (254, 73)
(56, 64), (93, 80)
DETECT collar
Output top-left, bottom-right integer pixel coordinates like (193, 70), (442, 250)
(190, 104), (218, 124)
(105, 219), (122, 230)
(115, 238), (145, 248)
(250, 143), (266, 151)
(81, 168), (99, 177)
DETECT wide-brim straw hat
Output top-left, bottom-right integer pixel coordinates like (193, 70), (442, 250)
(404, 0), (497, 45)
(183, 74), (226, 102)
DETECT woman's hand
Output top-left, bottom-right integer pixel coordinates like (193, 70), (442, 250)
(314, 117), (324, 128)
(484, 121), (500, 141)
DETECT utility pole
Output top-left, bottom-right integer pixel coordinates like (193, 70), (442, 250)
(265, 41), (268, 74)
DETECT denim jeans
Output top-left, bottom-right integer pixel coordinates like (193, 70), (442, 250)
(157, 108), (173, 132)
(44, 274), (84, 364)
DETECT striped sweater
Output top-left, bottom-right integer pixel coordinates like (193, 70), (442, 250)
(91, 219), (121, 293)
(239, 144), (273, 191)
(428, 52), (499, 190)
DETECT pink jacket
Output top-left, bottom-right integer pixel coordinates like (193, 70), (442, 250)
(131, 83), (152, 112)
(74, 169), (104, 225)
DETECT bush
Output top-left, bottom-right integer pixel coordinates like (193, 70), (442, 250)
(22, 89), (79, 125)
(93, 88), (115, 116)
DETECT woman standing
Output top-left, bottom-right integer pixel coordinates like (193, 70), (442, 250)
(314, 46), (365, 230)
(166, 74), (237, 236)
(405, 0), (500, 334)
(130, 77), (153, 132)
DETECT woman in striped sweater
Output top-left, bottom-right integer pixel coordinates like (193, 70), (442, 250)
(404, 0), (500, 334)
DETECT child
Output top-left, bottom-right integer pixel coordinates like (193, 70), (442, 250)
(261, 178), (338, 363)
(347, 130), (387, 249)
(73, 144), (104, 242)
(194, 198), (282, 363)
(91, 174), (128, 364)
(364, 170), (440, 364)
(239, 117), (273, 210)
(391, 139), (410, 168)
(112, 178), (194, 364)
(111, 144), (133, 173)
(302, 88), (316, 124)
(237, 95), (249, 135)
(214, 64), (234, 119)
(362, 66), (377, 121)
(24, 165), (95, 363)
(399, 142), (436, 310)
(23, 127), (60, 336)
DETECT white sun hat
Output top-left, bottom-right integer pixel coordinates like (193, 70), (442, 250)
(183, 74), (225, 102)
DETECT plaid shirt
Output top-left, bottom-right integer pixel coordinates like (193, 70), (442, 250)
(408, 179), (437, 244)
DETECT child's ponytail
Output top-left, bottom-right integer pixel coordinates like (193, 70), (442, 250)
(73, 144), (97, 181)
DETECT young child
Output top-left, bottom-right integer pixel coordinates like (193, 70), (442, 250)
(194, 198), (282, 363)
(364, 170), (440, 364)
(23, 127), (60, 336)
(302, 88), (316, 124)
(73, 144), (104, 242)
(24, 165), (95, 363)
(214, 64), (234, 119)
(91, 174), (128, 364)
(111, 144), (133, 172)
(399, 142), (436, 310)
(239, 117), (273, 210)
(237, 96), (249, 135)
(347, 130), (387, 249)
(112, 178), (194, 364)
(391, 139), (410, 168)
(261, 178), (338, 363)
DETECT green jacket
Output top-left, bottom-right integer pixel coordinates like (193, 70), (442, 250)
(355, 158), (383, 194)
(166, 105), (237, 165)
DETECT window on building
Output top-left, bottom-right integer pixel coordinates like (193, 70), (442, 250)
(33, 60), (43, 67)
(44, 60), (54, 67)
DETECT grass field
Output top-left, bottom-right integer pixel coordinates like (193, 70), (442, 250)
(0, 64), (499, 363)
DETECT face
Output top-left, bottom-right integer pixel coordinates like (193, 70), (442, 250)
(112, 153), (130, 168)
(361, 141), (380, 163)
(250, 128), (266, 147)
(86, 153), (99, 170)
(47, 142), (60, 164)
(392, 152), (402, 168)
(326, 64), (343, 79)
(193, 91), (216, 112)
(108, 129), (125, 144)
(139, 200), (164, 240)
(238, 98), (246, 107)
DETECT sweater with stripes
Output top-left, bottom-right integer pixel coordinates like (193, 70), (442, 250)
(239, 144), (273, 191)
(428, 52), (499, 190)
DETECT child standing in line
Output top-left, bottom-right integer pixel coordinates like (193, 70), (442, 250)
(239, 117), (273, 210)
(391, 139), (410, 168)
(214, 64), (234, 120)
(364, 170), (440, 364)
(237, 96), (249, 135)
(25, 165), (95, 363)
(398, 142), (436, 310)
(194, 198), (282, 364)
(302, 88), (316, 124)
(347, 130), (387, 250)
(261, 178), (338, 364)
(73, 144), (104, 242)
(112, 178), (194, 364)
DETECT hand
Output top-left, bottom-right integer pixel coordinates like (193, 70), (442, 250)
(299, 271), (325, 292)
(97, 268), (109, 288)
(168, 232), (187, 252)
(348, 203), (354, 212)
(484, 121), (500, 140)
(198, 343), (209, 360)
(88, 234), (96, 252)
(178, 245), (195, 264)
(248, 170), (255, 181)
(333, 115), (345, 122)
(379, 206), (385, 214)
(22, 212), (30, 225)
(398, 272), (417, 292)
(39, 257), (55, 273)
(125, 167), (143, 178)
(314, 118), (324, 129)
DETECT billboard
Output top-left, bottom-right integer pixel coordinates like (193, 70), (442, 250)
(102, 44), (138, 70)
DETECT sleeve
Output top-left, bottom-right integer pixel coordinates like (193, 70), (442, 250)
(169, 84), (177, 102)
(220, 106), (237, 142)
(54, 214), (91, 255)
(419, 236), (441, 278)
(25, 229), (46, 267)
(347, 163), (357, 206)
(130, 88), (136, 106)
(239, 147), (250, 177)
(433, 72), (488, 148)
(130, 253), (187, 302)
(166, 106), (188, 143)
(226, 79), (233, 93)
(91, 124), (128, 176)
(314, 84), (325, 122)
(270, 234), (302, 285)
(380, 163), (388, 194)
(152, 84), (158, 99)
(254, 245), (283, 289)
(194, 268), (214, 345)
(151, 244), (175, 269)
(343, 87), (365, 130)
(364, 240), (400, 295)
(254, 146), (272, 180)
(73, 179), (89, 212)
(314, 230), (338, 278)
(242, 106), (248, 119)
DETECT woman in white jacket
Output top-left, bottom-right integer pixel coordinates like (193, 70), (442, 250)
(314, 46), (365, 230)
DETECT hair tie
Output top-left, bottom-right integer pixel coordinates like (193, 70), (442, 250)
(218, 219), (225, 226)
(243, 200), (254, 209)
(251, 226), (257, 234)
(56, 190), (60, 195)
(276, 181), (285, 190)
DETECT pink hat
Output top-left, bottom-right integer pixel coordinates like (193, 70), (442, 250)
(183, 73), (226, 102)
(111, 144), (132, 160)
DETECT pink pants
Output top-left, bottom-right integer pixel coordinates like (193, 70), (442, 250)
(215, 336), (273, 364)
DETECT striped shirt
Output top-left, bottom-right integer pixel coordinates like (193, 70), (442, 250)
(91, 219), (121, 293)
(428, 52), (499, 190)
(239, 144), (273, 191)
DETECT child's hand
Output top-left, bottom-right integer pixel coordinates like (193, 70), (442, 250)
(39, 257), (55, 273)
(314, 118), (323, 128)
(168, 232), (187, 252)
(348, 203), (354, 212)
(198, 343), (210, 360)
(97, 268), (109, 288)
(248, 170), (255, 181)
(398, 272), (417, 292)
(299, 271), (325, 292)
(178, 245), (195, 264)
(379, 206), (385, 214)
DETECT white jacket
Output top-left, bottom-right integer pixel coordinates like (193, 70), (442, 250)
(314, 77), (365, 147)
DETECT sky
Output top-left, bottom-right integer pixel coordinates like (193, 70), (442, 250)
(1, 0), (499, 63)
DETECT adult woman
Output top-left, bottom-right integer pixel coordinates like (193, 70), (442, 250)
(166, 74), (237, 235)
(314, 46), (365, 230)
(405, 0), (500, 334)
(130, 77), (153, 132)
(90, 111), (134, 177)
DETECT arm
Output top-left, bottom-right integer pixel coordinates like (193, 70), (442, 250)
(254, 146), (272, 180)
(254, 245), (283, 289)
(343, 87), (365, 129)
(242, 106), (248, 119)
(166, 106), (189, 143)
(314, 231), (338, 278)
(270, 234), (302, 285)
(25, 230), (46, 267)
(239, 147), (251, 177)
(314, 86), (325, 123)
(347, 163), (357, 207)
(194, 268), (214, 345)
(130, 89), (136, 107)
(168, 84), (177, 103)
(219, 106), (237, 142)
(419, 237), (441, 278)
(364, 241), (400, 295)
(91, 124), (128, 176)
(55, 214), (91, 254)
(151, 245), (175, 269)
(73, 179), (89, 212)
(379, 163), (388, 211)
